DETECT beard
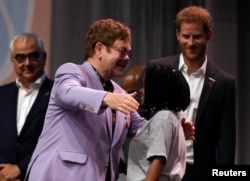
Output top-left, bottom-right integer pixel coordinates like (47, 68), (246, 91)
(180, 45), (206, 62)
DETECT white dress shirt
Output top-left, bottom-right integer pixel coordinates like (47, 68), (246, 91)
(16, 74), (46, 135)
(177, 54), (207, 164)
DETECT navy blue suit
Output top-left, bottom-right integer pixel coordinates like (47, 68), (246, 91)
(149, 55), (236, 180)
(0, 77), (53, 180)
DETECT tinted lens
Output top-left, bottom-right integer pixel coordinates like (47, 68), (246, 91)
(13, 51), (41, 63)
(28, 52), (41, 61)
(14, 54), (27, 61)
(120, 47), (132, 59)
(110, 46), (133, 59)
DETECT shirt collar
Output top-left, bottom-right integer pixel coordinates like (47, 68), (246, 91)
(178, 54), (207, 75)
(16, 73), (46, 89)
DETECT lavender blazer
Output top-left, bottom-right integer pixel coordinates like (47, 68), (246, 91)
(25, 61), (146, 181)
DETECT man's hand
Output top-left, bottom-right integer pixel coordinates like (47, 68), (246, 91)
(0, 164), (21, 181)
(102, 92), (139, 115)
(181, 118), (195, 140)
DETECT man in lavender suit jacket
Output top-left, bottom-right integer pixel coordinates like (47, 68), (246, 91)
(25, 19), (146, 181)
(27, 61), (146, 181)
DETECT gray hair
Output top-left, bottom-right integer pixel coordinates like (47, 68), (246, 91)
(9, 32), (45, 54)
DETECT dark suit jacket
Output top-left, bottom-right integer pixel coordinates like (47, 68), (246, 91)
(0, 77), (53, 180)
(149, 55), (236, 180)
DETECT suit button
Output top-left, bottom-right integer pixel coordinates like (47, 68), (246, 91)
(104, 163), (109, 168)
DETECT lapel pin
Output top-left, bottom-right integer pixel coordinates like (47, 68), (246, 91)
(45, 91), (50, 96)
(208, 77), (216, 88)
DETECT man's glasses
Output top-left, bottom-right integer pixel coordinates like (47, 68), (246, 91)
(110, 46), (132, 59)
(12, 51), (42, 63)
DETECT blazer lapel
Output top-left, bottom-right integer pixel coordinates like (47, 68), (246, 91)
(105, 108), (113, 140)
(20, 77), (53, 136)
(83, 61), (113, 139)
(195, 63), (216, 126)
(110, 86), (128, 145)
(82, 61), (105, 91)
(111, 111), (125, 144)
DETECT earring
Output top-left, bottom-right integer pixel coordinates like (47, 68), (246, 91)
(98, 55), (101, 60)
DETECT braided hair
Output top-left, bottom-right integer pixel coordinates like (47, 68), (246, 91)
(143, 64), (190, 118)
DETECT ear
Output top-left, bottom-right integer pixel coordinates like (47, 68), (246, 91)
(206, 29), (212, 40)
(95, 42), (104, 54)
(176, 29), (180, 41)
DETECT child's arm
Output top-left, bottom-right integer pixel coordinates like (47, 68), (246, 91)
(145, 156), (166, 181)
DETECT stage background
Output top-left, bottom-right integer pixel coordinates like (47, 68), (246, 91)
(0, 0), (51, 85)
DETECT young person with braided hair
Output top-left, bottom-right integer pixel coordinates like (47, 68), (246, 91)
(126, 64), (191, 181)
